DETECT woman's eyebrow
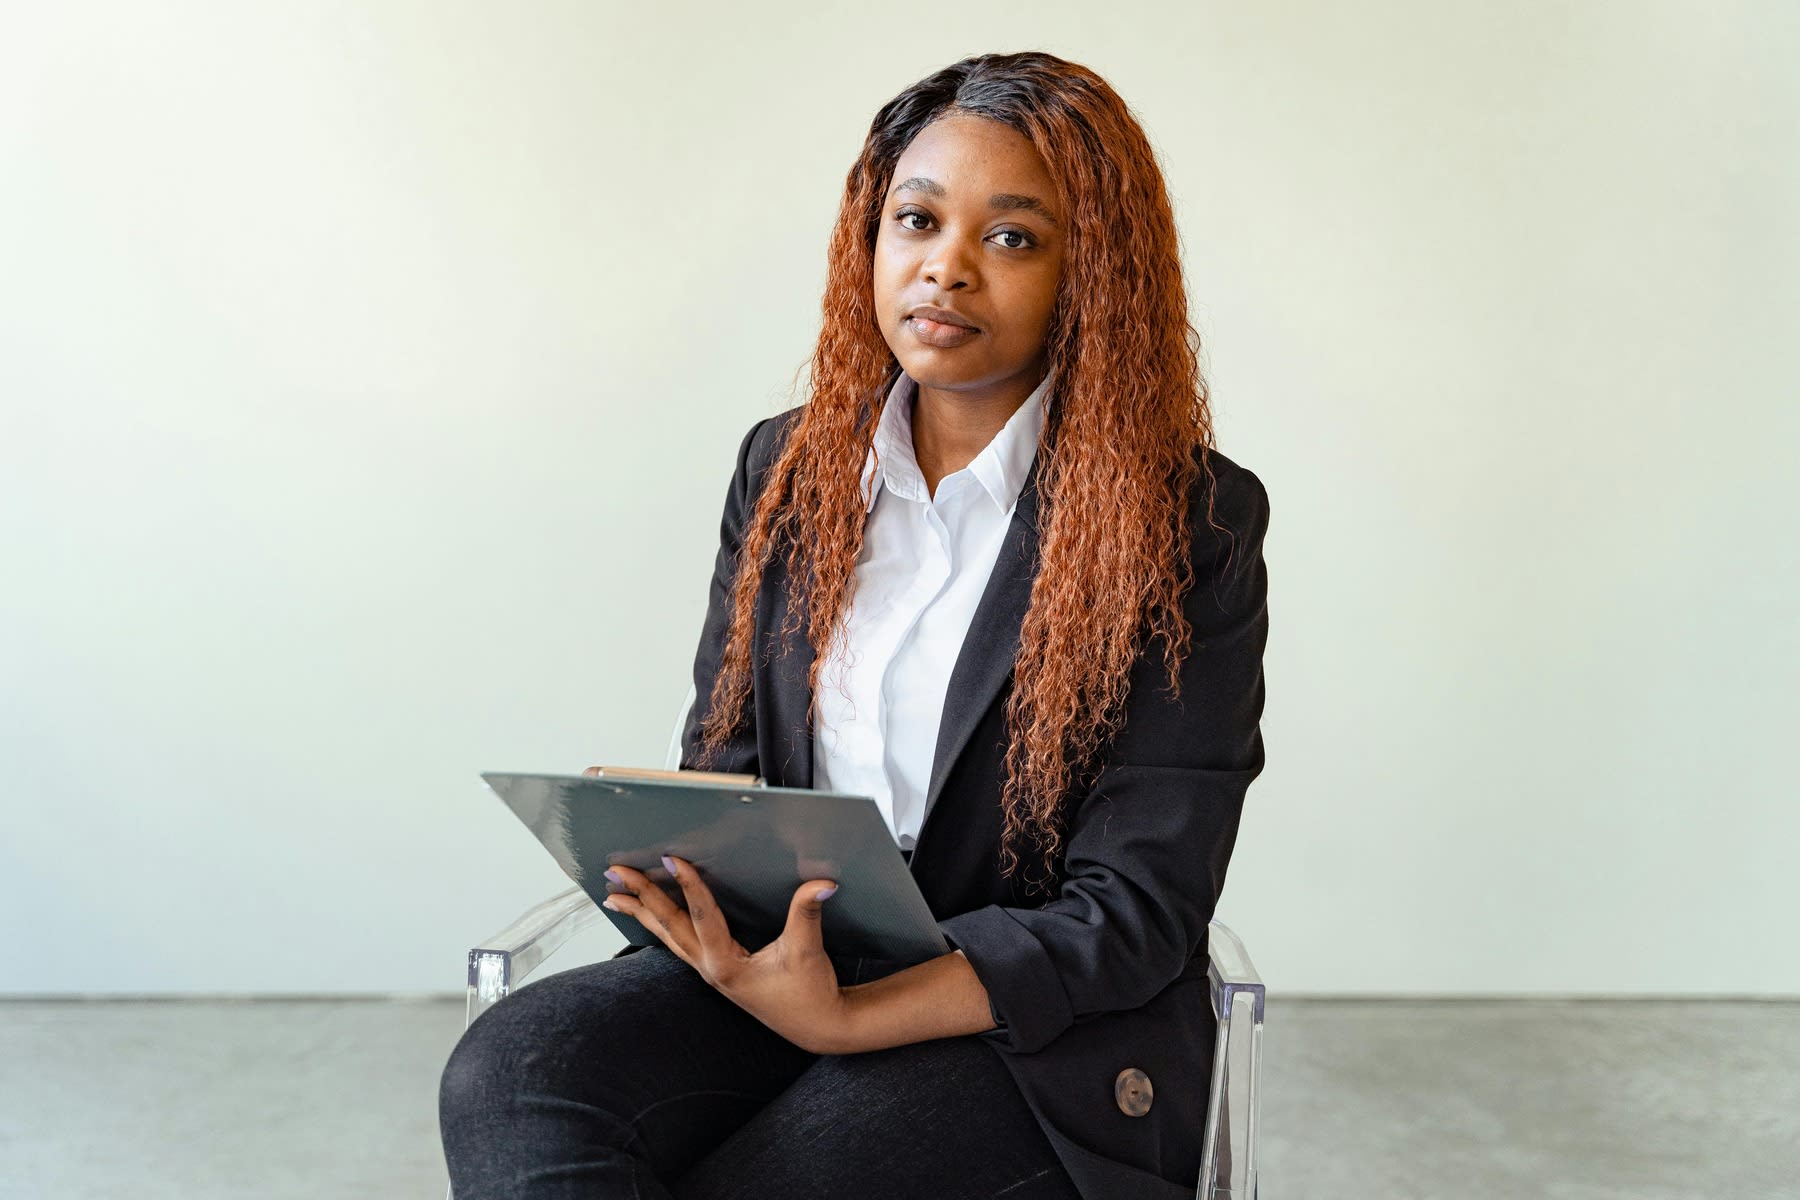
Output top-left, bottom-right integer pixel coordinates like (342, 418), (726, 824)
(989, 192), (1060, 224)
(890, 176), (1059, 224)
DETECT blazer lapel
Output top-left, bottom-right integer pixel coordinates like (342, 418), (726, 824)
(918, 453), (1043, 838)
(758, 551), (817, 788)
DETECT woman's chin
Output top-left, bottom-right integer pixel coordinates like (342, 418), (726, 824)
(889, 350), (996, 392)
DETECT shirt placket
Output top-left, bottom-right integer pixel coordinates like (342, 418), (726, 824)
(878, 488), (958, 843)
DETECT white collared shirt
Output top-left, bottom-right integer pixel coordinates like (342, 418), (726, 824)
(812, 367), (1052, 850)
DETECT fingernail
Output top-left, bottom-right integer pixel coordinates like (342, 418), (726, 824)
(661, 855), (678, 877)
(603, 868), (623, 883)
(817, 886), (837, 901)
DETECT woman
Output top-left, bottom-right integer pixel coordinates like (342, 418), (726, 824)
(440, 49), (1270, 1200)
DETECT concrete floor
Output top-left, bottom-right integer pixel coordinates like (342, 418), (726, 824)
(2, 995), (1796, 1199)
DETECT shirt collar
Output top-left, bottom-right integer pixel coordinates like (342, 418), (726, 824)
(858, 368), (1053, 514)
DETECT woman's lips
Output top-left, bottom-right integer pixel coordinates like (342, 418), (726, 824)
(906, 315), (980, 348)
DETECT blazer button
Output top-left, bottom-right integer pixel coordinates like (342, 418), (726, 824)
(1114, 1067), (1153, 1117)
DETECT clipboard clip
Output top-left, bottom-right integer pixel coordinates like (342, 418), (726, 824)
(586, 766), (766, 788)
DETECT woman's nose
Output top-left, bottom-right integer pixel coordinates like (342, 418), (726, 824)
(923, 237), (978, 291)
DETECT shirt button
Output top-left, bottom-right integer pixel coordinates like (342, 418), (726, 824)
(1114, 1067), (1153, 1117)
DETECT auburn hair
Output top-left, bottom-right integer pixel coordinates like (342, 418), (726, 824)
(695, 50), (1223, 896)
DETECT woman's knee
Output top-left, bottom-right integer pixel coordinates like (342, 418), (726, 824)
(438, 948), (692, 1128)
(439, 972), (564, 1129)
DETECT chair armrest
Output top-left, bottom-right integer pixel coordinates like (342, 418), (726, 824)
(465, 886), (607, 1026)
(1205, 918), (1265, 1023)
(1199, 918), (1264, 1199)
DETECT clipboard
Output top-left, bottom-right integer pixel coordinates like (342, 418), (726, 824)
(481, 769), (950, 963)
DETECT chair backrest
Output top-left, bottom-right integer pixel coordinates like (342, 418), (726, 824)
(664, 683), (697, 771)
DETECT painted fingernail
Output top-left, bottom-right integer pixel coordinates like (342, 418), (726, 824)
(661, 855), (678, 877)
(602, 897), (619, 911)
(604, 868), (623, 883)
(817, 886), (837, 901)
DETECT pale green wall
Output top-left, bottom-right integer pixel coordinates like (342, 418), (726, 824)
(2, 0), (1794, 994)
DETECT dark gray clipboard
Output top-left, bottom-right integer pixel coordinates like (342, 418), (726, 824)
(481, 769), (949, 963)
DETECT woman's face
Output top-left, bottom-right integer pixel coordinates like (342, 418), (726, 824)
(872, 111), (1065, 405)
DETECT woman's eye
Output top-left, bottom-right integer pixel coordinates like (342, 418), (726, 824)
(893, 210), (1032, 250)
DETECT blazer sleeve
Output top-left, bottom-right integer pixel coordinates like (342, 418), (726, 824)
(937, 461), (1271, 1055)
(679, 415), (776, 776)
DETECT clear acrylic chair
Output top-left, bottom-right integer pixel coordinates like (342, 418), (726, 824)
(454, 688), (1267, 1199)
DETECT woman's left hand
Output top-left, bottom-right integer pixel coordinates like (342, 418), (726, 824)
(601, 855), (855, 1055)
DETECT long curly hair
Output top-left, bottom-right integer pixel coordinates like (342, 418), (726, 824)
(696, 50), (1222, 895)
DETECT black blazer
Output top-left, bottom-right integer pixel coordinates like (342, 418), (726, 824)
(663, 404), (1269, 1200)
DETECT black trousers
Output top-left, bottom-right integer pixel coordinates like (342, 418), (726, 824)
(438, 941), (1083, 1199)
